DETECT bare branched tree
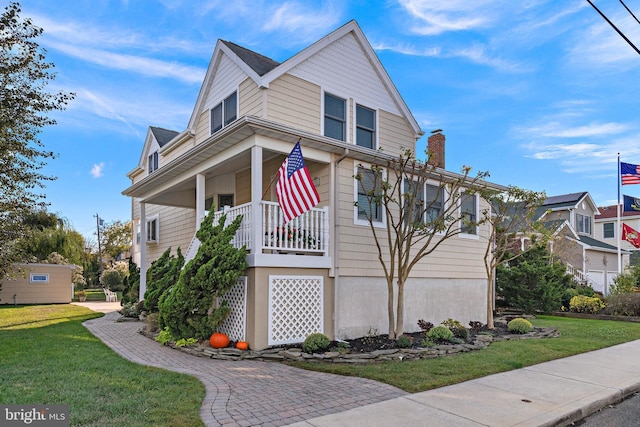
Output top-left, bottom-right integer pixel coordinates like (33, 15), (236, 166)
(355, 148), (491, 339)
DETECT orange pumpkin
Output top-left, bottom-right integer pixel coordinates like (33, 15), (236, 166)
(209, 332), (230, 348)
(236, 341), (249, 351)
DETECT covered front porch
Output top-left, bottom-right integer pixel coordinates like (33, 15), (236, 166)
(184, 200), (330, 268)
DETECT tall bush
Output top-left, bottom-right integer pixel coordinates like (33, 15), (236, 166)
(120, 257), (140, 306)
(158, 210), (247, 340)
(496, 245), (574, 314)
(143, 247), (184, 313)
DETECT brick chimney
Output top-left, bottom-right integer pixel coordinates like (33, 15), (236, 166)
(427, 129), (445, 169)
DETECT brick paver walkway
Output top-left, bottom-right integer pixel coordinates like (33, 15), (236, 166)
(83, 310), (407, 427)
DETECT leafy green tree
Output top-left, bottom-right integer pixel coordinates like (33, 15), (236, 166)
(496, 245), (574, 314)
(159, 210), (247, 340)
(0, 2), (74, 281)
(355, 148), (489, 339)
(100, 268), (125, 292)
(479, 186), (547, 328)
(611, 263), (640, 294)
(143, 247), (184, 313)
(19, 215), (86, 264)
(100, 220), (132, 260)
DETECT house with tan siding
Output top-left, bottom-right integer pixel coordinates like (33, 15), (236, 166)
(123, 20), (505, 350)
(537, 192), (629, 295)
(1, 264), (75, 305)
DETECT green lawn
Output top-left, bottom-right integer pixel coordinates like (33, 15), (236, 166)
(289, 316), (640, 393)
(0, 304), (204, 427)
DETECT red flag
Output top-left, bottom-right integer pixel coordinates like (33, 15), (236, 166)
(622, 223), (640, 248)
(276, 141), (320, 223)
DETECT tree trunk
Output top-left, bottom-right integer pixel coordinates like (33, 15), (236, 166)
(486, 274), (495, 330)
(394, 280), (405, 339)
(387, 278), (396, 339)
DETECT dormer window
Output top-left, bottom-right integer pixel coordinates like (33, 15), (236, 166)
(148, 151), (158, 174)
(211, 91), (237, 134)
(576, 213), (591, 234)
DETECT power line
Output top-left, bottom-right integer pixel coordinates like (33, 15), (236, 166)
(586, 0), (640, 56)
(619, 0), (640, 26)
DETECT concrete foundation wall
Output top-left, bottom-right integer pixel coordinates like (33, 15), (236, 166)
(335, 276), (488, 339)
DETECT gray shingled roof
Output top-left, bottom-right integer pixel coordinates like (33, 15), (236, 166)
(221, 40), (280, 76)
(578, 234), (621, 251)
(150, 127), (179, 148)
(542, 192), (588, 209)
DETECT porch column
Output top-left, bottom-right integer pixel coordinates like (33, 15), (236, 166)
(251, 145), (263, 253)
(139, 202), (147, 302)
(196, 173), (206, 229)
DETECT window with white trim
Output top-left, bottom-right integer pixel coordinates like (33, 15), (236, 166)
(576, 213), (591, 234)
(356, 104), (376, 149)
(460, 191), (478, 235)
(425, 183), (445, 227)
(146, 215), (159, 243)
(148, 151), (158, 174)
(403, 179), (424, 224)
(603, 222), (614, 239)
(30, 273), (49, 283)
(324, 93), (346, 141)
(210, 91), (237, 135)
(355, 166), (383, 224)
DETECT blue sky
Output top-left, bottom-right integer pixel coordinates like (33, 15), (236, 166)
(18, 0), (640, 241)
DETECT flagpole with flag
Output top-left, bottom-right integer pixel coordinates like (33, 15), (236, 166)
(617, 153), (621, 276)
(276, 139), (320, 224)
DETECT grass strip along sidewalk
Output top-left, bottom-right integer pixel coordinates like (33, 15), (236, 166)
(0, 305), (204, 427)
(288, 315), (640, 393)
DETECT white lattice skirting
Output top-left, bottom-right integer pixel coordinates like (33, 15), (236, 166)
(218, 277), (247, 341)
(268, 276), (323, 346)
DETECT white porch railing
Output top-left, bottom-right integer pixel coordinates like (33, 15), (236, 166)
(566, 263), (603, 291)
(184, 201), (329, 262)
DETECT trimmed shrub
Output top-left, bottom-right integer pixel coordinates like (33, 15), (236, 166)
(396, 335), (413, 348)
(441, 318), (468, 339)
(569, 295), (605, 314)
(507, 318), (533, 334)
(417, 319), (434, 333)
(158, 210), (248, 341)
(120, 257), (140, 306)
(144, 247), (184, 313)
(604, 293), (640, 317)
(497, 245), (574, 314)
(427, 325), (453, 342)
(302, 333), (330, 353)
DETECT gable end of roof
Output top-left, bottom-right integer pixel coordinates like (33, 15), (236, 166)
(221, 40), (280, 76)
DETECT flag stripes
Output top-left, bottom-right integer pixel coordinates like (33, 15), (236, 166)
(276, 141), (320, 223)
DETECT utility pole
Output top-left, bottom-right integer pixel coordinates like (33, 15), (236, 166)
(95, 213), (103, 273)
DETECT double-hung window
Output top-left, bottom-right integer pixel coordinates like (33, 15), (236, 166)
(356, 166), (383, 223)
(576, 213), (591, 234)
(603, 222), (614, 238)
(460, 191), (477, 235)
(356, 104), (376, 149)
(425, 184), (444, 228)
(324, 93), (346, 141)
(403, 179), (424, 224)
(211, 91), (237, 134)
(148, 151), (158, 174)
(146, 215), (159, 243)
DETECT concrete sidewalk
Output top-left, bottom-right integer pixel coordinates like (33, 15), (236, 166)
(289, 339), (640, 427)
(78, 301), (640, 427)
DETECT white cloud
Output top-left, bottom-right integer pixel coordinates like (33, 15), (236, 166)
(517, 122), (630, 139)
(261, 1), (343, 42)
(91, 162), (105, 178)
(398, 0), (497, 35)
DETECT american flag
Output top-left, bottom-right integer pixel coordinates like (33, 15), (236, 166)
(276, 141), (320, 223)
(621, 162), (640, 185)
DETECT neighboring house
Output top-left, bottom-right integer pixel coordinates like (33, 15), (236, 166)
(594, 203), (640, 263)
(536, 192), (628, 295)
(123, 20), (504, 350)
(0, 263), (75, 305)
